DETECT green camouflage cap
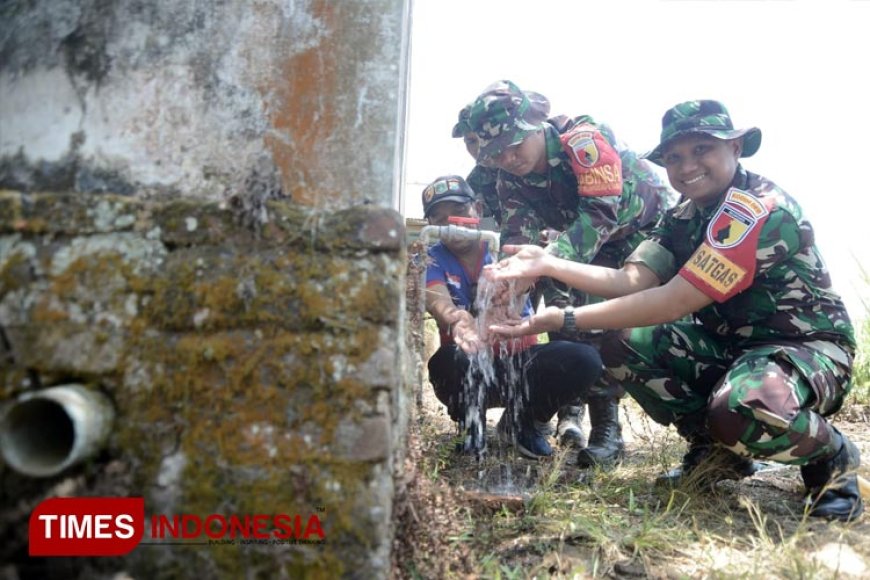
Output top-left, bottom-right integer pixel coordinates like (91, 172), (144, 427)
(452, 90), (550, 140)
(643, 100), (762, 166)
(465, 80), (549, 162)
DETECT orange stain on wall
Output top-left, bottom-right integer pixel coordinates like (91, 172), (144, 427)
(264, 1), (339, 206)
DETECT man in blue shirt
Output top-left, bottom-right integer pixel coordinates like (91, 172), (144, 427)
(422, 175), (603, 458)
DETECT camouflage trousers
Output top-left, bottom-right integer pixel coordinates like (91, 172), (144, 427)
(600, 322), (854, 466)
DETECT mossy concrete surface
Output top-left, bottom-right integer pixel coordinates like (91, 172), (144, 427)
(0, 190), (410, 578)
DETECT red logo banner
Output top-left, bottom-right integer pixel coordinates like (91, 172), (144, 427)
(29, 497), (145, 557)
(561, 124), (623, 197)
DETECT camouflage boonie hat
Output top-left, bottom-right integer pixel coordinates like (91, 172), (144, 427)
(643, 100), (762, 166)
(464, 80), (549, 162)
(422, 175), (475, 218)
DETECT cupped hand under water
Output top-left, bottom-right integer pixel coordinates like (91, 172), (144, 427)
(488, 305), (563, 338)
(482, 244), (552, 294)
(449, 310), (484, 354)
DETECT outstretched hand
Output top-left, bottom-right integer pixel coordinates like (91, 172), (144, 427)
(483, 244), (551, 285)
(487, 305), (563, 338)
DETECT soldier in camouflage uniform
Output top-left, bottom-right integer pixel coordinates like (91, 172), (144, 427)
(484, 100), (863, 521)
(451, 90), (559, 227)
(453, 92), (585, 443)
(463, 80), (675, 468)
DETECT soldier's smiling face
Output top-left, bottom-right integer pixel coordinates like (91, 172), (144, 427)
(485, 130), (547, 176)
(661, 134), (741, 207)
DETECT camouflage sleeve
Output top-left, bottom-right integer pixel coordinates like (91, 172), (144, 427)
(499, 191), (546, 249)
(754, 205), (803, 277)
(620, 154), (675, 226)
(678, 194), (800, 303)
(545, 194), (620, 263)
(624, 239), (676, 282)
(466, 165), (500, 223)
(622, 211), (677, 281)
(642, 211), (672, 250)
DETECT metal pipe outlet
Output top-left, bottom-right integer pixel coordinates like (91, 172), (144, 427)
(0, 384), (115, 478)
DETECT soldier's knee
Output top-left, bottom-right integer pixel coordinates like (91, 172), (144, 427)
(707, 387), (751, 446)
(708, 361), (800, 446)
(600, 329), (632, 369)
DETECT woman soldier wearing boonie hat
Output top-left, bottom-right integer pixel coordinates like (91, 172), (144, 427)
(484, 100), (863, 522)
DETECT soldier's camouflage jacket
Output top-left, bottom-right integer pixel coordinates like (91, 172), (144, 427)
(495, 116), (674, 270)
(466, 164), (500, 224)
(627, 164), (855, 356)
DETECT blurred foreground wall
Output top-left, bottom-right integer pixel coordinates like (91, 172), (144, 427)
(0, 0), (412, 577)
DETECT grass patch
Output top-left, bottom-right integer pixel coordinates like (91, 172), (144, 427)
(394, 391), (870, 578)
(847, 255), (870, 405)
(851, 314), (870, 405)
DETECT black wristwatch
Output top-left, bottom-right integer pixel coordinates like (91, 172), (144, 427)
(562, 306), (577, 335)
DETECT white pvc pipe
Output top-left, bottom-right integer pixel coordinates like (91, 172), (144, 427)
(0, 384), (115, 478)
(418, 224), (500, 255)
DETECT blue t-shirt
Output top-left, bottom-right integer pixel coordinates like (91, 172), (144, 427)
(425, 241), (535, 348)
(425, 242), (488, 313)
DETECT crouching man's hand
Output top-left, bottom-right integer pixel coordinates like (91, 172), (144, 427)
(449, 310), (483, 354)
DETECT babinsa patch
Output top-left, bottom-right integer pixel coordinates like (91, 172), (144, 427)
(560, 123), (623, 197)
(566, 132), (599, 168)
(680, 188), (773, 302)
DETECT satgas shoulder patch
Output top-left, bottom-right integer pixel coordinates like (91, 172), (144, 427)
(679, 188), (773, 302)
(681, 244), (749, 301)
(560, 123), (622, 197)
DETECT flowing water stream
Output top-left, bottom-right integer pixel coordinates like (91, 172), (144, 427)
(455, 263), (541, 494)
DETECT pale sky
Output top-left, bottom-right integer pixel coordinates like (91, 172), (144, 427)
(403, 0), (870, 321)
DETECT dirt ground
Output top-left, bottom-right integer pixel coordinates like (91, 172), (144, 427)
(391, 374), (870, 579)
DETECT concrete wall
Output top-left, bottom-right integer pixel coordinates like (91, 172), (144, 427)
(0, 0), (411, 577)
(0, 0), (409, 208)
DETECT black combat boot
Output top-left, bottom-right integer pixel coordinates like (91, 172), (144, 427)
(556, 404), (587, 448)
(657, 416), (758, 488)
(576, 396), (624, 468)
(801, 428), (864, 522)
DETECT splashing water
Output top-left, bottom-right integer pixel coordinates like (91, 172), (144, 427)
(457, 259), (534, 462)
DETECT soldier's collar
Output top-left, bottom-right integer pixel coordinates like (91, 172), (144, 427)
(673, 195), (723, 220)
(732, 164), (749, 189)
(671, 198), (697, 220)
